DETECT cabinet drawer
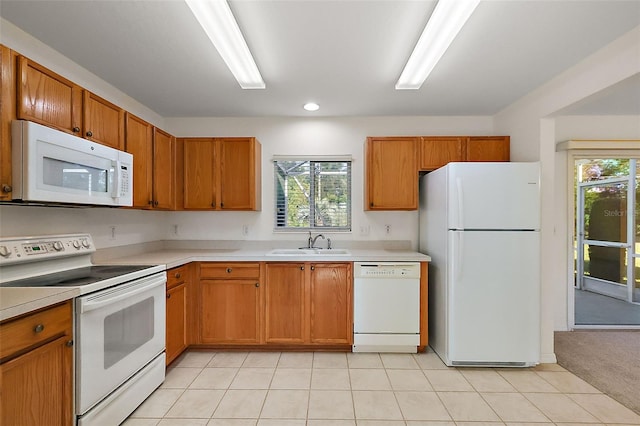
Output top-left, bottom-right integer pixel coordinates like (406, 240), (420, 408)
(0, 301), (72, 361)
(200, 262), (260, 279)
(167, 264), (188, 289)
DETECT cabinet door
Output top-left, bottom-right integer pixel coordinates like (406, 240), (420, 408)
(0, 45), (16, 200)
(420, 137), (465, 171)
(0, 339), (72, 426)
(83, 91), (125, 150)
(166, 282), (187, 364)
(219, 138), (261, 210)
(200, 279), (261, 344)
(264, 263), (306, 344)
(365, 137), (418, 210)
(309, 263), (352, 344)
(16, 56), (82, 135)
(125, 113), (153, 208)
(152, 128), (176, 210)
(183, 138), (217, 209)
(465, 136), (510, 162)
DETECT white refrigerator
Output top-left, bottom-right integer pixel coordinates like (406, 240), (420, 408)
(419, 162), (541, 367)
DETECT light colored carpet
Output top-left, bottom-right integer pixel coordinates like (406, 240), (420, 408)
(555, 330), (640, 414)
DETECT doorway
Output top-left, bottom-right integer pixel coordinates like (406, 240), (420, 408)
(574, 158), (640, 326)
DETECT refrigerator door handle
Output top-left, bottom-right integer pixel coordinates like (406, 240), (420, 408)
(455, 231), (463, 281)
(456, 177), (464, 229)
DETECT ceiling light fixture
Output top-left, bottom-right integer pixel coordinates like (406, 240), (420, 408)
(185, 0), (265, 89)
(303, 102), (320, 111)
(396, 0), (481, 90)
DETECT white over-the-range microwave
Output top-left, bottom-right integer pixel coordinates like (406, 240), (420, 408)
(11, 120), (133, 207)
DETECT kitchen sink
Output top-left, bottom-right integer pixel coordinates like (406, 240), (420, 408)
(267, 248), (351, 256)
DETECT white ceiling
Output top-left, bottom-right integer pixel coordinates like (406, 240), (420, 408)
(1, 0), (639, 118)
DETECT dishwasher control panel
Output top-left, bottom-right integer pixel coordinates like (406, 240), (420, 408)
(354, 262), (421, 279)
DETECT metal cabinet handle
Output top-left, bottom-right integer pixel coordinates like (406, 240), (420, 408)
(86, 130), (93, 137)
(66, 340), (74, 347)
(148, 200), (154, 206)
(72, 127), (80, 133)
(311, 266), (315, 271)
(167, 293), (171, 299)
(255, 282), (260, 288)
(154, 201), (159, 207)
(300, 266), (304, 270)
(226, 268), (233, 273)
(211, 203), (216, 208)
(220, 202), (224, 208)
(175, 273), (181, 279)
(34, 324), (45, 333)
(2, 184), (12, 193)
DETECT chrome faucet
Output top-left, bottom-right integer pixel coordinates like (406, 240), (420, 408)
(310, 233), (325, 248)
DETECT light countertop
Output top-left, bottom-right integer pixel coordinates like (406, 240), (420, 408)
(1, 242), (430, 322)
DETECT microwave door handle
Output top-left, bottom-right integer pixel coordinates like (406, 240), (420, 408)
(78, 275), (165, 313)
(111, 160), (121, 198)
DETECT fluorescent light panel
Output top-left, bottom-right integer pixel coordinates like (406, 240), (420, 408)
(185, 0), (265, 89)
(396, 0), (480, 90)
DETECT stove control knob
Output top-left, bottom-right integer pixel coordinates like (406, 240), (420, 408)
(52, 241), (64, 251)
(73, 241), (81, 249)
(82, 240), (90, 249)
(0, 246), (11, 257)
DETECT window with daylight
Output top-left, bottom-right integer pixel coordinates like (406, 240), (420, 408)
(274, 158), (351, 231)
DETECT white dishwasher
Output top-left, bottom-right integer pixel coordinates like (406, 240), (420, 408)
(353, 262), (421, 353)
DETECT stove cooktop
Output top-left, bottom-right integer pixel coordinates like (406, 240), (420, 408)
(0, 265), (158, 288)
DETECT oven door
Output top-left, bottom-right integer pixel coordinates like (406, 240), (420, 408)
(75, 271), (166, 415)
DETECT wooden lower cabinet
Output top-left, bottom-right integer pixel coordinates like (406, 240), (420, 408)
(198, 262), (262, 345)
(264, 263), (306, 344)
(265, 262), (352, 346)
(309, 263), (352, 344)
(166, 265), (190, 365)
(194, 261), (353, 348)
(0, 301), (73, 426)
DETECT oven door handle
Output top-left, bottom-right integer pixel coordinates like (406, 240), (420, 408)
(78, 274), (166, 313)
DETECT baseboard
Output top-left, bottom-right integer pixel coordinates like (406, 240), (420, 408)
(540, 352), (557, 364)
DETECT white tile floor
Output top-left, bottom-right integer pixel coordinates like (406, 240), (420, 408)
(123, 350), (640, 426)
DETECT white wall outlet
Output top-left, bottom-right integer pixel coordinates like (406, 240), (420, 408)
(385, 224), (391, 235)
(109, 226), (116, 240)
(359, 225), (370, 235)
(242, 224), (249, 236)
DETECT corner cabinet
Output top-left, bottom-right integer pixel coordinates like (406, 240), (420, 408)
(179, 137), (261, 211)
(264, 262), (352, 346)
(365, 137), (418, 210)
(166, 264), (191, 365)
(0, 301), (73, 426)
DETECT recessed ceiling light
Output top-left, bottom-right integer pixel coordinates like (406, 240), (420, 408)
(304, 102), (320, 111)
(185, 0), (265, 89)
(396, 0), (480, 90)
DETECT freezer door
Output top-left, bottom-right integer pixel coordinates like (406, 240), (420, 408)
(446, 162), (540, 230)
(447, 230), (540, 365)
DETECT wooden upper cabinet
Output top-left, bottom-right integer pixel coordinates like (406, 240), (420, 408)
(16, 55), (82, 136)
(365, 137), (418, 210)
(126, 114), (176, 210)
(181, 137), (261, 211)
(153, 128), (176, 210)
(125, 113), (153, 208)
(0, 45), (16, 200)
(219, 137), (261, 210)
(420, 137), (465, 171)
(466, 136), (510, 162)
(182, 138), (217, 209)
(83, 91), (125, 150)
